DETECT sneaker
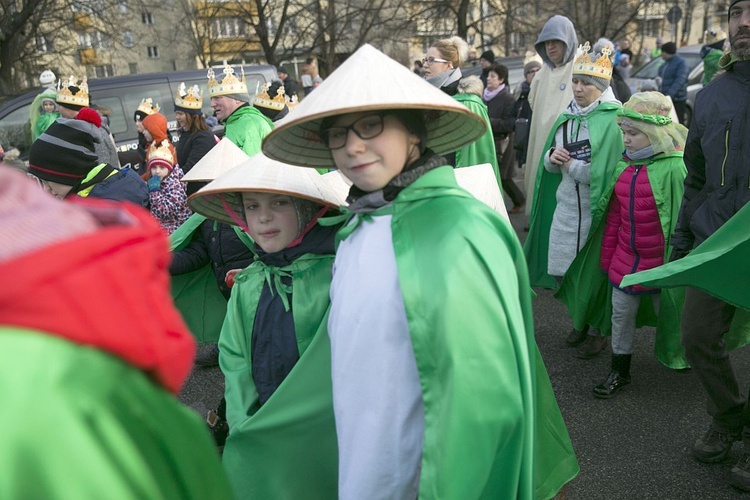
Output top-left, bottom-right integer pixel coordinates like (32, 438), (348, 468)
(692, 426), (741, 463)
(593, 370), (631, 399)
(195, 344), (220, 367)
(565, 328), (588, 347)
(575, 335), (607, 359)
(730, 453), (750, 491)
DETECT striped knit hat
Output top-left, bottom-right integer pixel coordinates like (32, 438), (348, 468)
(28, 109), (101, 186)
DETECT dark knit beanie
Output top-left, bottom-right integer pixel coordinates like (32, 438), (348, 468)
(480, 50), (495, 62)
(661, 42), (677, 55)
(28, 112), (100, 185)
(524, 61), (542, 75)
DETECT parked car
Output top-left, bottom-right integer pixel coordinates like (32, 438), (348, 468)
(0, 65), (277, 173)
(626, 44), (704, 125)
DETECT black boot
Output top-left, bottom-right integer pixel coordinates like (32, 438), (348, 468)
(593, 354), (632, 399)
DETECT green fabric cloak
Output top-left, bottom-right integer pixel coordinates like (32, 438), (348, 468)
(224, 105), (274, 156)
(621, 201), (750, 345)
(524, 102), (624, 289)
(0, 328), (232, 499)
(452, 93), (500, 184)
(340, 166), (578, 499)
(555, 152), (690, 368)
(169, 214), (254, 343)
(219, 253), (338, 499)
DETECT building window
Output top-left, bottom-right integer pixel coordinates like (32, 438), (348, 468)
(147, 46), (160, 58)
(210, 18), (247, 39)
(79, 31), (110, 50)
(95, 64), (114, 78)
(129, 62), (139, 74)
(123, 31), (134, 48)
(142, 12), (154, 24)
(35, 35), (55, 53)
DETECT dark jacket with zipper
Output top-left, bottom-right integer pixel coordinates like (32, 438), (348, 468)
(672, 59), (750, 251)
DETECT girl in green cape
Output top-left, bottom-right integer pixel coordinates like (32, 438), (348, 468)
(261, 43), (578, 500)
(188, 153), (346, 499)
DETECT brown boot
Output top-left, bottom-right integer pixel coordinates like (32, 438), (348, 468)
(565, 325), (589, 347)
(575, 335), (608, 359)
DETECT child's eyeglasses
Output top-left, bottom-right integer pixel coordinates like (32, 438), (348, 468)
(422, 56), (449, 65)
(321, 113), (385, 150)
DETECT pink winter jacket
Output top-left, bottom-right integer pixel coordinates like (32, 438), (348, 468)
(600, 163), (664, 293)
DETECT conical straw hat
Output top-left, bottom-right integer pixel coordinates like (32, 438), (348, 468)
(262, 44), (487, 168)
(188, 152), (346, 226)
(454, 164), (509, 221)
(181, 137), (249, 182)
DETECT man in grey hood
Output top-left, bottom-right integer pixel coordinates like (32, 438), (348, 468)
(523, 15), (579, 215)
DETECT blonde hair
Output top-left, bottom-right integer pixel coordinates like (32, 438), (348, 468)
(457, 75), (483, 97)
(432, 36), (470, 68)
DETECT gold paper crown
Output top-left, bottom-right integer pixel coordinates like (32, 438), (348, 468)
(572, 42), (613, 80)
(207, 63), (247, 97)
(175, 82), (203, 110)
(286, 94), (299, 110)
(56, 75), (89, 107)
(147, 139), (175, 166)
(136, 97), (160, 116)
(253, 83), (287, 111)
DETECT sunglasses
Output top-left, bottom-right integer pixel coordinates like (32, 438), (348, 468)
(422, 56), (449, 65)
(320, 113), (386, 150)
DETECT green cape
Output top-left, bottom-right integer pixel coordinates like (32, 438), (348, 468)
(224, 105), (274, 156)
(0, 328), (231, 499)
(524, 102), (624, 289)
(621, 201), (750, 344)
(339, 166), (578, 499)
(555, 153), (689, 368)
(169, 214), (254, 343)
(452, 93), (500, 184)
(219, 253), (338, 499)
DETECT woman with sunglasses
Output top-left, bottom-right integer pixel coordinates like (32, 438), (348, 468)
(424, 36), (501, 178)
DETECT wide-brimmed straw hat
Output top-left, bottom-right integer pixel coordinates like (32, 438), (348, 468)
(454, 164), (509, 221)
(188, 153), (346, 226)
(181, 137), (249, 183)
(262, 44), (488, 168)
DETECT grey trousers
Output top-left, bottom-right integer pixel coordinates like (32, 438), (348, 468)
(681, 287), (747, 434)
(611, 287), (660, 355)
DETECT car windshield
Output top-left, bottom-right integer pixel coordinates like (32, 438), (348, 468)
(632, 52), (702, 79)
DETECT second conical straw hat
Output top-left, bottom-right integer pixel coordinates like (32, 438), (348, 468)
(188, 153), (346, 226)
(181, 137), (249, 183)
(262, 44), (487, 168)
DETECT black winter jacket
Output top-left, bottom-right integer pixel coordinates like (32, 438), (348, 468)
(672, 60), (750, 251)
(175, 129), (216, 196)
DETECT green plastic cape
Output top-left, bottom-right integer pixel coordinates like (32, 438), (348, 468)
(0, 328), (232, 499)
(224, 105), (274, 156)
(219, 253), (338, 499)
(339, 166), (578, 499)
(555, 153), (690, 368)
(169, 214), (254, 343)
(621, 201), (750, 344)
(452, 93), (500, 184)
(524, 102), (624, 289)
(30, 89), (60, 142)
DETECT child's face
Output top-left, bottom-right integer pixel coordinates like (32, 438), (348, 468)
(326, 112), (420, 192)
(42, 101), (56, 113)
(151, 165), (170, 179)
(242, 192), (300, 253)
(620, 124), (651, 153)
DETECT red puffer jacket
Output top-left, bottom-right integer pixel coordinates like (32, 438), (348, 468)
(600, 163), (664, 293)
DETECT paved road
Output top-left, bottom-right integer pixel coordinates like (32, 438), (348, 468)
(179, 210), (750, 499)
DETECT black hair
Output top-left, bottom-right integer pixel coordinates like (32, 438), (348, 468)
(488, 63), (509, 84)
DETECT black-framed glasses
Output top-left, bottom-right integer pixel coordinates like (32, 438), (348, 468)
(320, 113), (386, 150)
(422, 56), (449, 65)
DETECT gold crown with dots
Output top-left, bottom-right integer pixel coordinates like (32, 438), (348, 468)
(136, 97), (161, 116)
(253, 83), (287, 111)
(572, 42), (613, 80)
(207, 63), (248, 97)
(174, 82), (203, 110)
(147, 139), (175, 166)
(56, 75), (89, 107)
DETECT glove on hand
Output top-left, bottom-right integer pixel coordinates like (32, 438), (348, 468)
(147, 175), (162, 192)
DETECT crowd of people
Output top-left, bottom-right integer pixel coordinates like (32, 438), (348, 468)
(2, 0), (750, 498)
